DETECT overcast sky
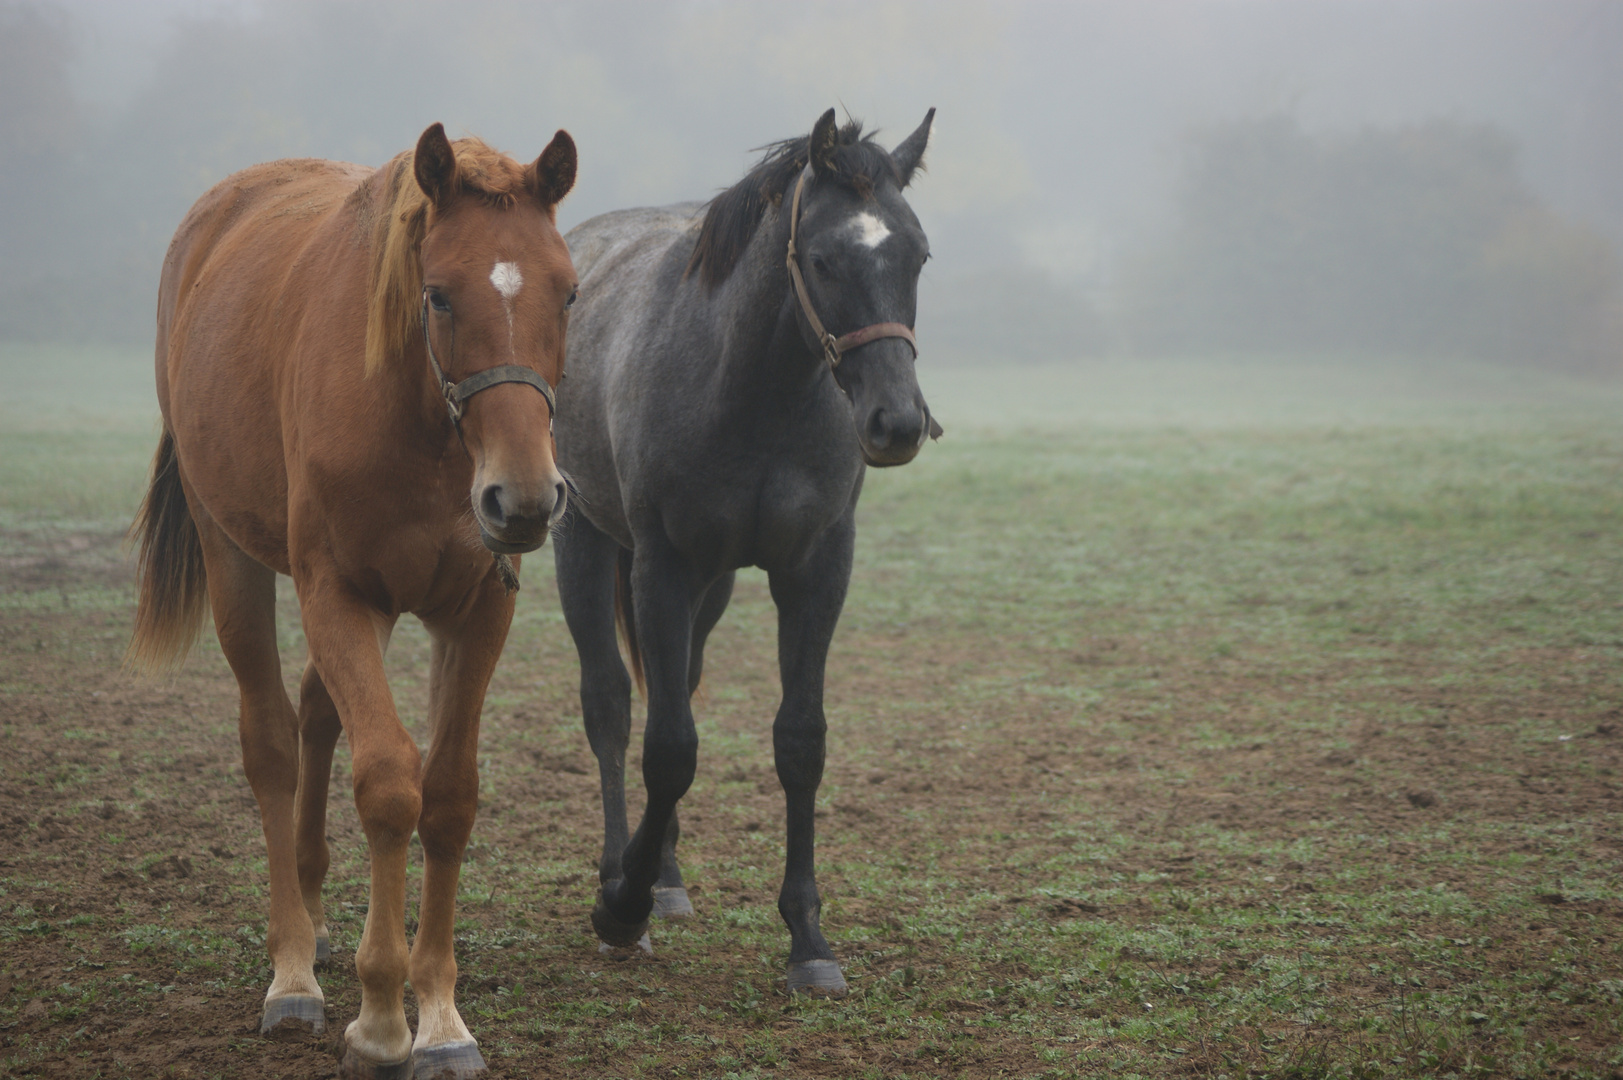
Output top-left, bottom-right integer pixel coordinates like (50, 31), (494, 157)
(6, 0), (1617, 352)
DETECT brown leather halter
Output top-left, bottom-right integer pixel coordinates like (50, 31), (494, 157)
(420, 288), (557, 433)
(784, 167), (918, 372)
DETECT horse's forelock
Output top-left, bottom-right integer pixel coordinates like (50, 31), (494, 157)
(687, 121), (899, 290)
(363, 138), (533, 376)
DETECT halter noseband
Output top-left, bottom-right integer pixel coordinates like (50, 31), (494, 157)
(784, 168), (918, 372)
(420, 289), (557, 433)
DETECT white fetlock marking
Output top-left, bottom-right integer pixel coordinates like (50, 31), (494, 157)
(266, 967), (321, 1001)
(413, 995), (475, 1053)
(345, 1008), (413, 1066)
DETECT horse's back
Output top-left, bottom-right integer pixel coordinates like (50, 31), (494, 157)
(157, 157), (374, 570)
(160, 158), (371, 391)
(566, 202), (704, 286)
(161, 159), (370, 327)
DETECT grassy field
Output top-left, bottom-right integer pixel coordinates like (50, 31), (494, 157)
(1, 343), (1621, 1079)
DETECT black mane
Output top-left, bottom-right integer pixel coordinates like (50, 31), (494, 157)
(686, 120), (899, 290)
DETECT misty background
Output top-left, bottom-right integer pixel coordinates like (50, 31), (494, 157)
(2, 0), (1620, 372)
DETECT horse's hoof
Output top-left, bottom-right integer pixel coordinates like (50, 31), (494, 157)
(787, 959), (849, 998)
(413, 1039), (486, 1079)
(652, 885), (695, 919)
(591, 895), (650, 948)
(597, 932), (653, 956)
(315, 934), (332, 963)
(260, 993), (325, 1035)
(340, 1044), (413, 1080)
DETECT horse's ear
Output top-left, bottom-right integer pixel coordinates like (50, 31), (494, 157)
(414, 122), (457, 206)
(808, 108), (839, 177)
(892, 107), (935, 188)
(531, 129), (577, 210)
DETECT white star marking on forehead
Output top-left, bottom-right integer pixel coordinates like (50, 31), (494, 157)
(851, 212), (891, 249)
(490, 261), (523, 301)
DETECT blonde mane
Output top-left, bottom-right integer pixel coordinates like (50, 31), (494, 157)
(364, 137), (534, 376)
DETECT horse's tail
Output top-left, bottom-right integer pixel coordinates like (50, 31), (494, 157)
(613, 546), (645, 695)
(125, 429), (209, 673)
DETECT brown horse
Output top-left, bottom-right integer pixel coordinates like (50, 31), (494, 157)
(128, 123), (577, 1079)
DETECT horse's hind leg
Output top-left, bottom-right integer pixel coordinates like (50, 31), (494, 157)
(649, 571), (737, 919)
(294, 661), (342, 963)
(192, 512), (325, 1031)
(554, 513), (639, 931)
(594, 538), (704, 945)
(768, 516), (855, 997)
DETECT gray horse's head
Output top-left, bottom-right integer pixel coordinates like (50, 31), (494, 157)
(788, 108), (937, 467)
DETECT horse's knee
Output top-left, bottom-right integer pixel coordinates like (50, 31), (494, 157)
(582, 667), (631, 720)
(295, 833), (329, 881)
(773, 714), (827, 789)
(642, 729), (698, 804)
(351, 738), (423, 843)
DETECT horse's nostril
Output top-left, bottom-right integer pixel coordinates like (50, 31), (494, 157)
(553, 481), (567, 510)
(866, 408), (890, 448)
(480, 484), (506, 526)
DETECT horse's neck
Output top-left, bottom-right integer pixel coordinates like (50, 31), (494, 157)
(706, 208), (820, 399)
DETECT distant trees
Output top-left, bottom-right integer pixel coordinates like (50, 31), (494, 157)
(1117, 117), (1622, 369)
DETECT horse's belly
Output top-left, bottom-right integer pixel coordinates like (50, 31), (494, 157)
(166, 353), (293, 572)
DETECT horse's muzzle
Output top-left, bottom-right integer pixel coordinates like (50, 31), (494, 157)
(857, 402), (931, 468)
(475, 479), (566, 553)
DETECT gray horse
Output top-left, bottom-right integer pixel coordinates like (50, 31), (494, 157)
(552, 108), (938, 995)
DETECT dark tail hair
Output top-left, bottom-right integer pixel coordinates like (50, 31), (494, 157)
(613, 546), (644, 695)
(125, 429), (209, 672)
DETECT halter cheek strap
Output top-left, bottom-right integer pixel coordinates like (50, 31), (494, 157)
(420, 290), (557, 432)
(784, 169), (942, 440)
(784, 168), (918, 372)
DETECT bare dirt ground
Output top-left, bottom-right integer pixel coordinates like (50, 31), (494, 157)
(3, 493), (1622, 1078)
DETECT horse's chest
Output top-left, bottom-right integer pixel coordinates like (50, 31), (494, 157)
(665, 461), (851, 572)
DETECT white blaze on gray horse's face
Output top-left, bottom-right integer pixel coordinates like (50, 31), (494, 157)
(850, 212), (891, 250)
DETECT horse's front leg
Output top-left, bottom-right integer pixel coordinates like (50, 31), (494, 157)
(593, 540), (704, 946)
(768, 515), (855, 996)
(297, 580), (419, 1077)
(409, 579), (513, 1080)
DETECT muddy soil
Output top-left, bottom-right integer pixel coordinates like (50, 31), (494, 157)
(2, 531), (1620, 1079)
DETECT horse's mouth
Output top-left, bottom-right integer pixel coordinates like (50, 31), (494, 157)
(479, 525), (547, 555)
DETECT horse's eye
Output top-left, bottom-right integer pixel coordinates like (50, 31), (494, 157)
(427, 289), (452, 313)
(811, 255), (831, 278)
(565, 286), (579, 310)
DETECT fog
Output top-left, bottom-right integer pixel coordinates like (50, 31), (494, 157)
(3, 0), (1619, 369)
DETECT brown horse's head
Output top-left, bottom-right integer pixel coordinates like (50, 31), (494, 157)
(371, 123), (578, 555)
